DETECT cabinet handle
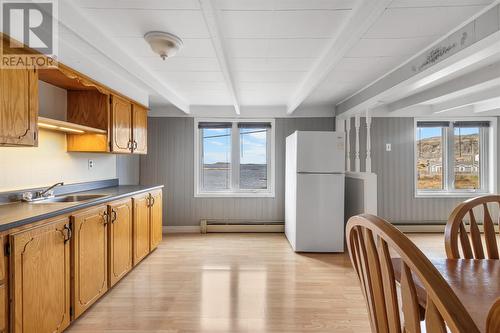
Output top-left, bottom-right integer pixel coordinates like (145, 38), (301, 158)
(102, 211), (109, 225)
(133, 140), (138, 150)
(63, 224), (72, 243)
(127, 140), (133, 150)
(150, 196), (155, 207)
(111, 209), (117, 223)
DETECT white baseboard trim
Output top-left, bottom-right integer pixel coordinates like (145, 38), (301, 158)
(163, 226), (201, 234)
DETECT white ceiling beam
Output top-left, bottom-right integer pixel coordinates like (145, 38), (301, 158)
(430, 104), (474, 116)
(286, 0), (392, 114)
(474, 98), (500, 113)
(199, 0), (240, 115)
(337, 4), (500, 116)
(388, 62), (500, 113)
(59, 1), (190, 112)
(431, 86), (500, 113)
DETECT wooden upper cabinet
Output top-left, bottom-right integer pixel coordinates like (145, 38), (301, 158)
(108, 199), (133, 287)
(71, 206), (108, 319)
(10, 217), (71, 333)
(150, 190), (163, 251)
(0, 68), (38, 146)
(111, 95), (133, 153)
(132, 194), (151, 266)
(132, 104), (148, 154)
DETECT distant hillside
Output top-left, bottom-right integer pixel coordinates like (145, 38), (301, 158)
(417, 134), (479, 162)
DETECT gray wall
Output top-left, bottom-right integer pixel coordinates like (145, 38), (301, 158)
(140, 117), (335, 226)
(345, 177), (365, 221)
(351, 117), (499, 224)
(116, 155), (140, 185)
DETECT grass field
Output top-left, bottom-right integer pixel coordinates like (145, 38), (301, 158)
(418, 174), (479, 190)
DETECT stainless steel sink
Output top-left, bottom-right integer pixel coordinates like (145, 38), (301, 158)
(30, 194), (108, 204)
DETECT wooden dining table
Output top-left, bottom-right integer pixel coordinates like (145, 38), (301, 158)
(392, 258), (500, 333)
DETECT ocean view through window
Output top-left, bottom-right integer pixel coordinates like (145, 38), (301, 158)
(195, 119), (275, 197)
(415, 119), (496, 197)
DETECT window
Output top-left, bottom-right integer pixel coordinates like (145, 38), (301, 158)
(195, 119), (275, 197)
(415, 119), (496, 197)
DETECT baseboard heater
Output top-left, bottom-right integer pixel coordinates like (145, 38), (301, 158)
(200, 219), (284, 233)
(394, 223), (500, 233)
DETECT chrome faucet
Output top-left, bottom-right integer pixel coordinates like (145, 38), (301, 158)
(38, 182), (64, 197)
(22, 182), (64, 202)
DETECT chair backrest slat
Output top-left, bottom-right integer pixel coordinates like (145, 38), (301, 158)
(364, 229), (389, 333)
(446, 195), (500, 259)
(355, 227), (379, 332)
(425, 299), (446, 333)
(347, 214), (481, 333)
(377, 239), (401, 333)
(483, 203), (499, 259)
(459, 222), (473, 259)
(400, 262), (421, 333)
(469, 210), (485, 259)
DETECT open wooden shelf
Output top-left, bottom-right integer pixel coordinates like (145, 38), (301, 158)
(38, 117), (107, 135)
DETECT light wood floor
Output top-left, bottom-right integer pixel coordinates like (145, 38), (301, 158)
(67, 233), (444, 333)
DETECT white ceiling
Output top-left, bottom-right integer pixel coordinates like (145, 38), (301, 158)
(70, 0), (495, 114)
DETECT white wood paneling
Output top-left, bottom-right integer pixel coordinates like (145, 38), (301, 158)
(71, 0), (495, 110)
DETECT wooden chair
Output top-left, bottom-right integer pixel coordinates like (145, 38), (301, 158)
(486, 298), (500, 333)
(346, 214), (480, 333)
(445, 195), (500, 259)
(487, 298), (500, 333)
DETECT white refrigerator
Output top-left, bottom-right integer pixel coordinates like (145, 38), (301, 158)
(285, 131), (345, 252)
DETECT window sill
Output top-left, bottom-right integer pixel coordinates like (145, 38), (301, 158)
(415, 192), (491, 199)
(195, 191), (275, 198)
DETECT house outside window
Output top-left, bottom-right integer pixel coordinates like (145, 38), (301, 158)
(194, 119), (275, 197)
(415, 118), (497, 197)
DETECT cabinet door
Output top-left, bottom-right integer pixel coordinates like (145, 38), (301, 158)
(150, 190), (163, 251)
(72, 206), (108, 318)
(110, 95), (132, 153)
(132, 104), (148, 154)
(109, 199), (133, 287)
(10, 217), (71, 333)
(0, 68), (38, 146)
(132, 194), (150, 266)
(0, 236), (8, 333)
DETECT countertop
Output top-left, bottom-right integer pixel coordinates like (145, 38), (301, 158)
(0, 185), (163, 232)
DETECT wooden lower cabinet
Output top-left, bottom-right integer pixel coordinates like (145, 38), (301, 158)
(0, 236), (8, 333)
(108, 199), (133, 287)
(3, 190), (162, 332)
(10, 217), (71, 333)
(132, 194), (150, 266)
(150, 190), (163, 251)
(71, 206), (108, 319)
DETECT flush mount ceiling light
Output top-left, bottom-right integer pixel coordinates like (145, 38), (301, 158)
(144, 31), (183, 60)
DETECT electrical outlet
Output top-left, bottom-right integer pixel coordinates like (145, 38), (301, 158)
(386, 143), (392, 152)
(88, 160), (94, 169)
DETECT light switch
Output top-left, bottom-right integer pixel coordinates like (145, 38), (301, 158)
(386, 143), (392, 152)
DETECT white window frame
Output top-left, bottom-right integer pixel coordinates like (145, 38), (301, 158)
(194, 118), (276, 198)
(414, 117), (497, 198)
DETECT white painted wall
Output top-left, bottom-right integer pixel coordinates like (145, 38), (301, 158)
(0, 81), (136, 192)
(0, 129), (117, 191)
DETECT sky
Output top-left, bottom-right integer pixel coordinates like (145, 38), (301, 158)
(202, 128), (267, 165)
(418, 127), (479, 140)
